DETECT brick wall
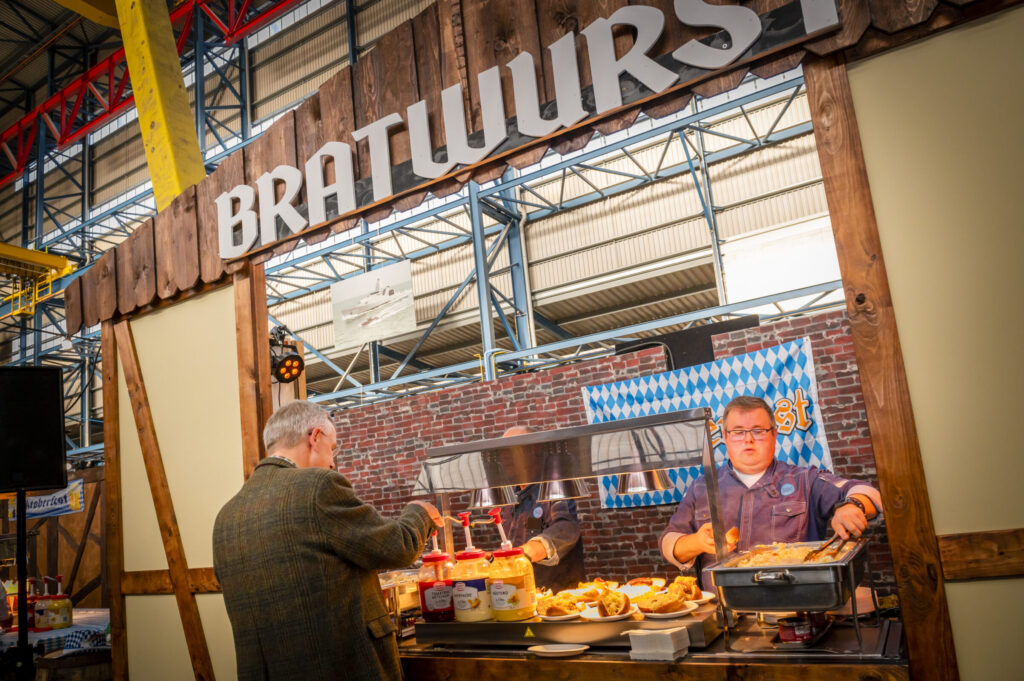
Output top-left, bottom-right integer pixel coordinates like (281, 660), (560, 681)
(332, 309), (894, 590)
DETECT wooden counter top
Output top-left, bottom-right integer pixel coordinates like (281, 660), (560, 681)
(400, 649), (909, 681)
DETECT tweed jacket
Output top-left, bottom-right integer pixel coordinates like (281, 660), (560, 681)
(213, 457), (434, 681)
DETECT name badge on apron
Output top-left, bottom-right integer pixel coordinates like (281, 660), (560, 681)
(526, 506), (544, 530)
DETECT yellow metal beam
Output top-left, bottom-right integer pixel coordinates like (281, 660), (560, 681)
(115, 0), (205, 211)
(0, 243), (74, 279)
(50, 0), (119, 29)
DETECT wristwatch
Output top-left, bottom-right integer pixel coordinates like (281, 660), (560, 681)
(833, 496), (869, 517)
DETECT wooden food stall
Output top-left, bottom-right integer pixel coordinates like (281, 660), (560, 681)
(62, 1), (1024, 679)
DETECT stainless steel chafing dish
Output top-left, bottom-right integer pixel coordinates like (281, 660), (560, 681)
(706, 539), (869, 612)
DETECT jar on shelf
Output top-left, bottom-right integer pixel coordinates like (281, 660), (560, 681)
(488, 547), (536, 622)
(417, 551), (455, 623)
(452, 550), (491, 622)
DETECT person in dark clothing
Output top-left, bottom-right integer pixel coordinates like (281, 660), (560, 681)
(213, 400), (442, 681)
(659, 395), (882, 586)
(500, 426), (586, 592)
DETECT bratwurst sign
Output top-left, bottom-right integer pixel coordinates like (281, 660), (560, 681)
(217, 0), (839, 259)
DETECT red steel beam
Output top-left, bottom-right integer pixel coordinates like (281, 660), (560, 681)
(0, 0), (306, 189)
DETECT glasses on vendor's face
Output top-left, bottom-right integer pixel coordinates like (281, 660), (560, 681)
(725, 427), (774, 442)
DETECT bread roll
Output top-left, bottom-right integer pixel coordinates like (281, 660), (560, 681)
(646, 590), (689, 614)
(597, 590), (630, 617)
(726, 526), (740, 545)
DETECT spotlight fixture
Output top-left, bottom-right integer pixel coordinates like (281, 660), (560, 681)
(270, 326), (305, 383)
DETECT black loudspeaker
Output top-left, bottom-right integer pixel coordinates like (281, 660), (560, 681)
(615, 316), (761, 370)
(0, 366), (67, 492)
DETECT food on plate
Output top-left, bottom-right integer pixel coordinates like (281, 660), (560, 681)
(537, 593), (584, 617)
(726, 526), (740, 545)
(640, 589), (690, 614)
(576, 578), (617, 603)
(666, 575), (701, 602)
(596, 590), (631, 617)
(535, 587), (553, 600)
(626, 577), (666, 589)
(728, 542), (856, 568)
(632, 590), (657, 612)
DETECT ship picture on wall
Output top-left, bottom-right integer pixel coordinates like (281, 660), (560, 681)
(331, 260), (416, 351)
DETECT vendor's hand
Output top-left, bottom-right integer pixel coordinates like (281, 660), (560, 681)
(831, 505), (868, 540)
(522, 539), (548, 563)
(696, 523), (738, 555)
(410, 500), (444, 527)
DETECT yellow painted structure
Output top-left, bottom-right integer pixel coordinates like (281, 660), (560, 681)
(50, 0), (119, 29)
(114, 0), (205, 211)
(0, 243), (76, 319)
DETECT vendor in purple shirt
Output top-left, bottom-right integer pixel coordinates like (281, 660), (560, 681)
(659, 396), (882, 584)
(501, 426), (586, 592)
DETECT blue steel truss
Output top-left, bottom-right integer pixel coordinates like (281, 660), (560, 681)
(1, 58), (838, 464)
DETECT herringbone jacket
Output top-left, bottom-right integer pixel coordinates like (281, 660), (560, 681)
(213, 457), (433, 681)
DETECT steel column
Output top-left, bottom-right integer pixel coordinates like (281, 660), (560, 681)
(468, 181), (496, 380)
(500, 171), (534, 351)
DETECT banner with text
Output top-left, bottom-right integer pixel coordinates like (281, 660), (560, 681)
(7, 479), (85, 520)
(582, 337), (832, 509)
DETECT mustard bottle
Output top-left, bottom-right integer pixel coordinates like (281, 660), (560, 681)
(488, 547), (536, 621)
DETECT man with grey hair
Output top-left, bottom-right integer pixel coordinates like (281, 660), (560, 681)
(214, 400), (442, 681)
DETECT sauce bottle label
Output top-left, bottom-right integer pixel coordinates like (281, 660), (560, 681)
(453, 579), (490, 611)
(490, 577), (533, 611)
(420, 581), (453, 612)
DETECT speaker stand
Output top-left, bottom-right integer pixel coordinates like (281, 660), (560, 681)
(12, 490), (34, 681)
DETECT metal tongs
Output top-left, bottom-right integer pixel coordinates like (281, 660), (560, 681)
(803, 533), (847, 562)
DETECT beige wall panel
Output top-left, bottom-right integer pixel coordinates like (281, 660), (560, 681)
(356, 0), (432, 48)
(126, 285), (245, 567)
(945, 579), (1024, 681)
(716, 182), (828, 240)
(198, 593), (239, 681)
(125, 595), (192, 681)
(848, 8), (1024, 681)
(118, 364), (169, 572)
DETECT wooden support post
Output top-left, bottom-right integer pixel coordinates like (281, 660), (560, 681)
(113, 320), (215, 681)
(101, 321), (128, 680)
(234, 261), (273, 478)
(803, 55), (958, 681)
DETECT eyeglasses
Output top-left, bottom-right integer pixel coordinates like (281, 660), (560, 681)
(725, 427), (774, 442)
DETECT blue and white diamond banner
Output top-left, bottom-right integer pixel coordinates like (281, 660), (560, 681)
(583, 337), (832, 509)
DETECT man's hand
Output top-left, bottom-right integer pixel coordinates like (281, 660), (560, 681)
(831, 504), (868, 540)
(672, 523), (738, 564)
(522, 539), (548, 563)
(410, 500), (444, 527)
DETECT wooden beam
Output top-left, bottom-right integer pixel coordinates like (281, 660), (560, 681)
(113, 320), (215, 681)
(939, 528), (1024, 581)
(400, 656), (909, 681)
(803, 55), (958, 681)
(122, 568), (221, 595)
(233, 261), (272, 478)
(113, 0), (204, 210)
(68, 485), (102, 596)
(101, 321), (128, 681)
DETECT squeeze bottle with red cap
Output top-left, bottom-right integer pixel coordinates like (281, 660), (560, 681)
(451, 512), (491, 622)
(417, 533), (455, 622)
(486, 508), (536, 622)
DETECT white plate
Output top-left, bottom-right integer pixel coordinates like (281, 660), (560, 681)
(643, 602), (698, 619)
(528, 644), (589, 657)
(690, 591), (716, 605)
(580, 605), (638, 622)
(537, 611), (581, 622)
(615, 584), (658, 599)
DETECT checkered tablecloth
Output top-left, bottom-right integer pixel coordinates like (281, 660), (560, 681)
(0, 609), (109, 655)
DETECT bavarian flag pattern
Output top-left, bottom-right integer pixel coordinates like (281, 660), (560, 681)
(582, 337), (834, 509)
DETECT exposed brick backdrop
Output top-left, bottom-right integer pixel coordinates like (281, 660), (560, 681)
(332, 309), (894, 590)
